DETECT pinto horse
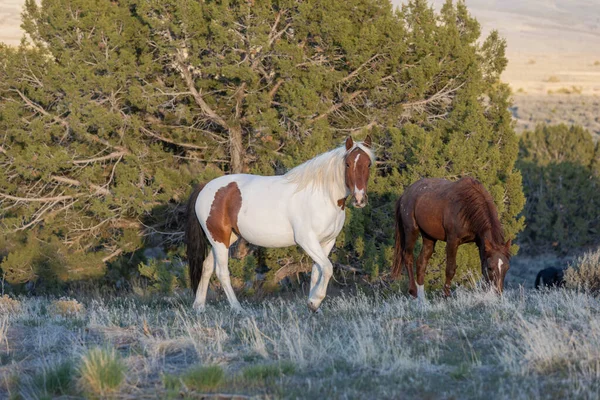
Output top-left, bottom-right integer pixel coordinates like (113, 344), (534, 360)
(392, 177), (511, 299)
(186, 136), (373, 312)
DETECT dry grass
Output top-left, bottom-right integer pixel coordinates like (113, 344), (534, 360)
(545, 75), (561, 83)
(0, 316), (8, 352)
(511, 94), (600, 140)
(565, 248), (600, 294)
(50, 297), (85, 317)
(1, 249), (600, 398)
(0, 295), (20, 313)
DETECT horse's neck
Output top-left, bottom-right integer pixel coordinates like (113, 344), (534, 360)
(475, 230), (493, 260)
(295, 180), (348, 207)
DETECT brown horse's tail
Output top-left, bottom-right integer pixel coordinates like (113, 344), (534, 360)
(185, 184), (209, 294)
(391, 196), (404, 279)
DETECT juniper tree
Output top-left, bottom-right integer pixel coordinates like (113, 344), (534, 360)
(0, 0), (524, 291)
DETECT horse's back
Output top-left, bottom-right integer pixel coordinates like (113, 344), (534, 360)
(195, 173), (342, 248)
(400, 178), (474, 241)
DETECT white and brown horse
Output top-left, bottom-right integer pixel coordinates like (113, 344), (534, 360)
(185, 136), (374, 312)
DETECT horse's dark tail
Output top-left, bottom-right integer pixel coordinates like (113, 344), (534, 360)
(391, 196), (404, 279)
(185, 184), (209, 294)
(534, 270), (542, 289)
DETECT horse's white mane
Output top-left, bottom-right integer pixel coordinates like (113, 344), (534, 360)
(284, 142), (374, 201)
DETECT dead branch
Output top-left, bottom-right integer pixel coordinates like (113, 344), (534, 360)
(73, 150), (128, 165)
(51, 175), (111, 196)
(139, 127), (207, 151)
(274, 262), (312, 283)
(0, 192), (81, 203)
(173, 46), (230, 130)
(311, 90), (364, 122)
(102, 249), (123, 263)
(340, 54), (381, 84)
(334, 263), (366, 274)
(268, 79), (285, 101)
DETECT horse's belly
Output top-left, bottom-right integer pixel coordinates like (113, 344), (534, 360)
(415, 201), (447, 241)
(237, 212), (296, 247)
(235, 181), (297, 248)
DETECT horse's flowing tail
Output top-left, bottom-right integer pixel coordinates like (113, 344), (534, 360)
(391, 197), (404, 279)
(185, 184), (209, 294)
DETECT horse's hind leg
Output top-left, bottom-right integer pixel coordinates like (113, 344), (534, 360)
(403, 227), (420, 298)
(193, 250), (215, 312)
(416, 237), (436, 301)
(214, 233), (243, 312)
(444, 238), (459, 297)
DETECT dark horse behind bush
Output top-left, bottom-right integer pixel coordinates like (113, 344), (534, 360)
(392, 177), (512, 299)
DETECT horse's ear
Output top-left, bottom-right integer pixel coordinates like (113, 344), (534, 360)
(363, 134), (372, 148)
(484, 238), (493, 254)
(345, 136), (354, 151)
(504, 239), (512, 251)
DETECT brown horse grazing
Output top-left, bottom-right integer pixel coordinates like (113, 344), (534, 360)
(392, 177), (511, 299)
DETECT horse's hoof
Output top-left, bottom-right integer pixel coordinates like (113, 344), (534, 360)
(232, 306), (247, 315)
(408, 288), (418, 298)
(193, 302), (206, 314)
(307, 302), (320, 313)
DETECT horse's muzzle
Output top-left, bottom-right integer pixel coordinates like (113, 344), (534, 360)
(352, 194), (368, 208)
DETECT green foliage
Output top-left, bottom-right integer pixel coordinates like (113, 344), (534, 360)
(240, 362), (295, 385)
(518, 124), (600, 253)
(138, 258), (186, 294)
(0, 0), (524, 292)
(181, 365), (225, 392)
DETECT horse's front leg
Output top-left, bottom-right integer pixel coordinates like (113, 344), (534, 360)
(297, 234), (335, 312)
(444, 239), (459, 297)
(309, 238), (336, 294)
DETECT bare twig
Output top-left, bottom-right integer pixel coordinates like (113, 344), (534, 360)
(311, 90), (364, 122)
(340, 54), (381, 84)
(140, 127), (207, 150)
(73, 150), (128, 165)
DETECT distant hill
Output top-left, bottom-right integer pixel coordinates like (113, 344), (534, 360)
(392, 0), (600, 138)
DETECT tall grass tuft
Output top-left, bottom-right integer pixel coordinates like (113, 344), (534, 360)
(33, 360), (75, 398)
(79, 348), (126, 397)
(241, 362), (295, 385)
(182, 365), (225, 392)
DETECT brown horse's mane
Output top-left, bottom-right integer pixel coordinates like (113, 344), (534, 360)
(453, 178), (509, 257)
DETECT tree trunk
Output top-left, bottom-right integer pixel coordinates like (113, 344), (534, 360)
(229, 124), (245, 174)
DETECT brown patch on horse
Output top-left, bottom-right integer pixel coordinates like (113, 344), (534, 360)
(206, 182), (242, 247)
(337, 197), (347, 210)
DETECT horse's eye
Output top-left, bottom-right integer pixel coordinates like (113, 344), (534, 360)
(346, 163), (350, 167)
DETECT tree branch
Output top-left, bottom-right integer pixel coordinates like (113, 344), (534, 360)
(0, 192), (81, 203)
(102, 249), (123, 263)
(339, 54), (381, 84)
(73, 150), (128, 165)
(51, 175), (111, 196)
(311, 90), (364, 122)
(174, 50), (230, 129)
(269, 79), (285, 100)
